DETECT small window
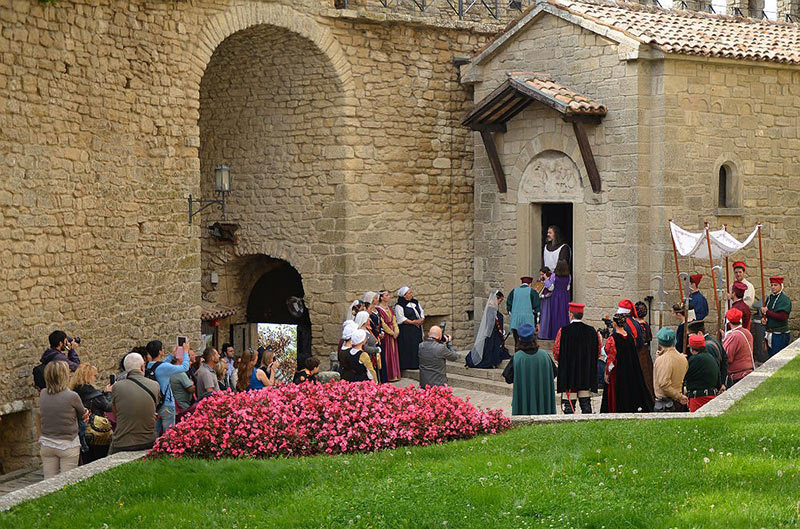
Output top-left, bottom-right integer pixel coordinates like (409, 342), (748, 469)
(718, 165), (730, 208)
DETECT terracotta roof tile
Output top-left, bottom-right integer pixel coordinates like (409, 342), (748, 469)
(201, 302), (236, 321)
(554, 0), (800, 64)
(510, 72), (608, 115)
(476, 0), (800, 66)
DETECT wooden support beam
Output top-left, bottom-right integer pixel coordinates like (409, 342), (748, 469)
(480, 129), (507, 193)
(571, 120), (602, 193)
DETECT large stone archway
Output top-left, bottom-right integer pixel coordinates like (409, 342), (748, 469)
(196, 10), (358, 356)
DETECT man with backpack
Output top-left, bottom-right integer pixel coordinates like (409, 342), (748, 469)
(34, 330), (81, 389)
(144, 340), (190, 436)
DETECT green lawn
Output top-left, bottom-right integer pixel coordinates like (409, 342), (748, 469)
(3, 359), (800, 529)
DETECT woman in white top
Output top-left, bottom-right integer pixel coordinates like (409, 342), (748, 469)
(395, 286), (425, 370)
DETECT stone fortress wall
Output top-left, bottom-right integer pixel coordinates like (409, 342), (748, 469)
(3, 0), (800, 472)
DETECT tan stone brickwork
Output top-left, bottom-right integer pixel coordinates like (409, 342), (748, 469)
(0, 0), (495, 468)
(466, 8), (800, 333)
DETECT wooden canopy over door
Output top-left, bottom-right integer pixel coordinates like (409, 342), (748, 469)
(462, 72), (607, 194)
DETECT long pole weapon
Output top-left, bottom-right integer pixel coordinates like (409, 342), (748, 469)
(704, 222), (721, 334)
(757, 223), (766, 303)
(669, 220), (684, 300)
(723, 224), (731, 310)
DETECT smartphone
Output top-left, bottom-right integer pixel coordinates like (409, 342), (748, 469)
(109, 374), (116, 385)
(177, 336), (187, 347)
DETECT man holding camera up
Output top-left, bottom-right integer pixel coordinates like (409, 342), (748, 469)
(40, 330), (81, 372)
(417, 325), (458, 388)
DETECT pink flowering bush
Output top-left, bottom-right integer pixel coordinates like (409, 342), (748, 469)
(149, 381), (510, 459)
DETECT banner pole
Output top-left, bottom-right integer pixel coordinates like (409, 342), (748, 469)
(757, 223), (766, 302)
(669, 219), (684, 301)
(723, 224), (731, 310)
(704, 221), (721, 333)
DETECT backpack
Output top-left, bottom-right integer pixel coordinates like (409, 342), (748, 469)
(144, 361), (166, 404)
(33, 363), (47, 390)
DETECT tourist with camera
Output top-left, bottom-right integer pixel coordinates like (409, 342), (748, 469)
(417, 325), (458, 388)
(40, 330), (81, 372)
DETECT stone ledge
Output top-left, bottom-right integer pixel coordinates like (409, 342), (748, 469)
(511, 339), (800, 424)
(0, 400), (31, 416)
(0, 450), (147, 512)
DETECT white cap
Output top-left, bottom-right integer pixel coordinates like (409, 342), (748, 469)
(342, 322), (358, 340)
(351, 329), (367, 346)
(398, 286), (410, 297)
(354, 311), (370, 327)
(615, 307), (631, 314)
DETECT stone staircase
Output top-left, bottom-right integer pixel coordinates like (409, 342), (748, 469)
(402, 341), (555, 397)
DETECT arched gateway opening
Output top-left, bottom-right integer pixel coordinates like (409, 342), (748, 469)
(193, 6), (357, 360)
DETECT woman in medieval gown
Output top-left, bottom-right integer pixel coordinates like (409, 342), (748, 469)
(466, 290), (510, 368)
(539, 260), (571, 340)
(600, 313), (654, 413)
(395, 286), (424, 371)
(376, 290), (401, 382)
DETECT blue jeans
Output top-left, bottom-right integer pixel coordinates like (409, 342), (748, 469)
(156, 406), (176, 437)
(768, 332), (791, 359)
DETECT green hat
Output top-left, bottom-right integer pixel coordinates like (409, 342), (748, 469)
(657, 327), (676, 347)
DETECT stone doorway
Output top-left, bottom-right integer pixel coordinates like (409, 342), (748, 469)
(196, 18), (357, 356)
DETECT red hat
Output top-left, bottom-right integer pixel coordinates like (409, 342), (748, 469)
(769, 276), (785, 284)
(688, 334), (706, 349)
(726, 308), (742, 324)
(616, 299), (638, 318)
(690, 274), (703, 286)
(520, 276), (534, 284)
(732, 261), (746, 271)
(568, 302), (585, 314)
(732, 281), (747, 295)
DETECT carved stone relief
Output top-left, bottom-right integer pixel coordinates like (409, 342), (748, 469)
(518, 150), (583, 203)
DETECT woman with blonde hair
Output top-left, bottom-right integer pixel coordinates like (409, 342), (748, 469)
(38, 361), (89, 478)
(70, 363), (113, 462)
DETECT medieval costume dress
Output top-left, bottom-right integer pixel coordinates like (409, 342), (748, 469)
(684, 335), (721, 412)
(764, 276), (792, 358)
(507, 280), (540, 346)
(539, 274), (570, 340)
(376, 305), (401, 382)
(466, 290), (510, 368)
(722, 315), (754, 388)
(396, 294), (424, 370)
(600, 331), (653, 413)
(511, 325), (556, 415)
(553, 308), (600, 414)
(689, 289), (709, 322)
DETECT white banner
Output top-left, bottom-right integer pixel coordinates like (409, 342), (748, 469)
(670, 222), (759, 261)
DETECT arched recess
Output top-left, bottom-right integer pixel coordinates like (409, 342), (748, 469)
(510, 137), (588, 305)
(194, 5), (358, 356)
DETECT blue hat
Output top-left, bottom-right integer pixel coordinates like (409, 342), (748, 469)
(656, 327), (676, 347)
(518, 323), (535, 342)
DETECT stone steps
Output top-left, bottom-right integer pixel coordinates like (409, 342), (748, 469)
(402, 369), (514, 396)
(405, 343), (556, 398)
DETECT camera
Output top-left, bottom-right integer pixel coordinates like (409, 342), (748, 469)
(438, 320), (451, 344)
(596, 317), (613, 340)
(66, 336), (81, 345)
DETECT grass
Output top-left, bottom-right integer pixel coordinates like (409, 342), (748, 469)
(3, 358), (800, 529)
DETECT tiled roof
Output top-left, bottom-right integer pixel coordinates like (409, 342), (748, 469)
(477, 0), (800, 66)
(511, 73), (607, 115)
(201, 302), (236, 321)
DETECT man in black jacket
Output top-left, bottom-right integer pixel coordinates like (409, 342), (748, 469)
(40, 330), (81, 372)
(553, 303), (600, 414)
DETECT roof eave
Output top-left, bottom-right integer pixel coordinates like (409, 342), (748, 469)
(460, 1), (647, 85)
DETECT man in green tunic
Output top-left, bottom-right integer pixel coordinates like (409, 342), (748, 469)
(507, 276), (541, 350)
(760, 275), (792, 358)
(511, 323), (556, 415)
